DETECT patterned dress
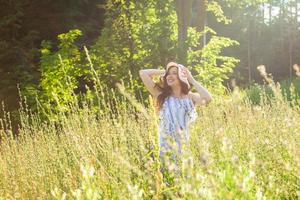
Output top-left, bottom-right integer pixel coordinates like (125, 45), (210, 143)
(158, 96), (198, 158)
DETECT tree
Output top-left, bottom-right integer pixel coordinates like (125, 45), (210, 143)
(217, 0), (300, 85)
(175, 0), (209, 63)
(174, 0), (239, 94)
(0, 0), (105, 116)
(91, 0), (177, 96)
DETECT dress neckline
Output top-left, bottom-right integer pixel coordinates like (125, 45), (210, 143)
(169, 95), (190, 100)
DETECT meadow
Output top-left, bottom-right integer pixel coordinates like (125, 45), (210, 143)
(0, 82), (299, 199)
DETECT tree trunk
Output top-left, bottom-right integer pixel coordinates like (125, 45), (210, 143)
(296, 0), (298, 22)
(175, 0), (193, 64)
(269, 2), (272, 24)
(192, 0), (207, 48)
(288, 0), (297, 80)
(248, 19), (253, 84)
(125, 0), (135, 75)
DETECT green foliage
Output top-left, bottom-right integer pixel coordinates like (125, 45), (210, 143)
(279, 78), (300, 103)
(90, 0), (242, 98)
(91, 0), (177, 97)
(245, 83), (274, 105)
(39, 29), (88, 113)
(223, 0), (267, 7)
(178, 1), (240, 95)
(207, 1), (232, 24)
(245, 77), (300, 106)
(0, 0), (106, 125)
(187, 27), (240, 95)
(1, 0), (300, 120)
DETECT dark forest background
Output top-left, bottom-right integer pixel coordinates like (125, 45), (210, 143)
(0, 0), (105, 112)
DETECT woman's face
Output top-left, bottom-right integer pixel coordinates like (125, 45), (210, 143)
(165, 66), (180, 87)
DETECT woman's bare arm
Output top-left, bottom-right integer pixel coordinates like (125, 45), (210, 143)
(139, 69), (165, 98)
(186, 69), (212, 106)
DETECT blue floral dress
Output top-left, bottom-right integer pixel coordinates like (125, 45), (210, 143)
(158, 96), (198, 158)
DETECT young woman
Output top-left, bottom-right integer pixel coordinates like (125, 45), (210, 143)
(139, 62), (212, 160)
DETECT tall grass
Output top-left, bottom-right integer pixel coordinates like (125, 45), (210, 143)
(0, 79), (299, 199)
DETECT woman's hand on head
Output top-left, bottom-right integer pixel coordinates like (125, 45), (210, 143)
(185, 68), (195, 84)
(139, 68), (164, 98)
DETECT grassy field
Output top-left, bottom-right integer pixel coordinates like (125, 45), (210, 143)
(0, 86), (299, 199)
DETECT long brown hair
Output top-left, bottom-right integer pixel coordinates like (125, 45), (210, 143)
(154, 66), (190, 112)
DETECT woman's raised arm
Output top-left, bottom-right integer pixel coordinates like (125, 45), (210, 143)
(139, 69), (165, 98)
(185, 69), (213, 106)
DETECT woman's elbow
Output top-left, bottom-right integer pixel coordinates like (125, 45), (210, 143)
(197, 95), (212, 106)
(205, 95), (213, 104)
